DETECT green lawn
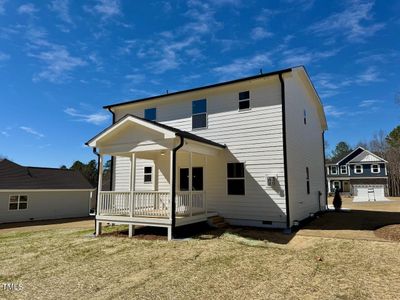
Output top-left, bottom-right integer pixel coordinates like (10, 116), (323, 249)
(1, 226), (400, 299)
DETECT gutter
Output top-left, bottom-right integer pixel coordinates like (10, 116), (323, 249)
(278, 72), (291, 229)
(107, 108), (116, 191)
(171, 136), (185, 238)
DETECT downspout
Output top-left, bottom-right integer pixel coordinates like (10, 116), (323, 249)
(278, 73), (291, 229)
(171, 136), (185, 237)
(322, 131), (328, 209)
(107, 108), (116, 191)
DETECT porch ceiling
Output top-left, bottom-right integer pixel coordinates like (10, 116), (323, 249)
(86, 114), (226, 156)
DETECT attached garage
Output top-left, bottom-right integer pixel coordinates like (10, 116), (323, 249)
(353, 185), (387, 202)
(0, 159), (95, 224)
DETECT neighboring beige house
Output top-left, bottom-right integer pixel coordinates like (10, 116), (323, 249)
(87, 66), (328, 240)
(0, 159), (94, 223)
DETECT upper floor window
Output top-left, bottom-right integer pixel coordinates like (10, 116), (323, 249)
(331, 166), (338, 175)
(144, 166), (152, 183)
(227, 163), (245, 195)
(239, 91), (250, 110)
(371, 164), (380, 173)
(192, 99), (207, 129)
(354, 165), (363, 174)
(304, 109), (307, 125)
(340, 165), (347, 174)
(144, 108), (156, 121)
(9, 195), (28, 210)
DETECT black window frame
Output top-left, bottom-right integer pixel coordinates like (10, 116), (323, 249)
(306, 167), (310, 195)
(9, 195), (28, 210)
(227, 163), (245, 195)
(144, 166), (152, 183)
(179, 167), (203, 191)
(144, 107), (157, 121)
(238, 91), (250, 111)
(192, 99), (207, 129)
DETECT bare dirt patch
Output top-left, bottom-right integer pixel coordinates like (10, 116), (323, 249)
(375, 224), (400, 242)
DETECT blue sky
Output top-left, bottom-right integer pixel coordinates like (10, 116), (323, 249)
(0, 0), (399, 167)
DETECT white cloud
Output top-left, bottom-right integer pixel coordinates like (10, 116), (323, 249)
(0, 51), (10, 61)
(308, 0), (385, 42)
(29, 44), (86, 83)
(281, 47), (340, 66)
(359, 99), (381, 108)
(213, 53), (272, 79)
(282, 0), (315, 11)
(1, 131), (9, 137)
(324, 105), (346, 117)
(255, 8), (277, 22)
(183, 0), (221, 35)
(17, 3), (38, 15)
(251, 27), (273, 40)
(49, 0), (73, 24)
(125, 73), (145, 83)
(85, 0), (121, 19)
(64, 108), (110, 125)
(20, 126), (44, 138)
(355, 66), (382, 84)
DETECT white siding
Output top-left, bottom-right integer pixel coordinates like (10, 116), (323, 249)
(0, 191), (91, 223)
(112, 77), (288, 226)
(284, 71), (326, 226)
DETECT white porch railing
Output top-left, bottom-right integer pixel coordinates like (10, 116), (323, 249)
(176, 191), (205, 216)
(98, 191), (206, 218)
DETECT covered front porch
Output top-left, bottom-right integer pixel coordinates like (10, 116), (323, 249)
(87, 115), (226, 240)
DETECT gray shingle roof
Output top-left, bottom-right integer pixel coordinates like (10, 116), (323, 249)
(0, 159), (94, 190)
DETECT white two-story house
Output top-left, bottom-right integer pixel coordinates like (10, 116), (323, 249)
(87, 66), (328, 240)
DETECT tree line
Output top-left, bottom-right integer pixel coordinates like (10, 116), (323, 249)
(61, 159), (112, 190)
(328, 125), (400, 196)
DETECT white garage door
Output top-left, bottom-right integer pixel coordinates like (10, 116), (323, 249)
(353, 185), (386, 201)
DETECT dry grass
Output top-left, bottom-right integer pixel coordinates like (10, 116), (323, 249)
(1, 226), (400, 300)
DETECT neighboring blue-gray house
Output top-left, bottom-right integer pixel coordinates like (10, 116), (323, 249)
(326, 147), (388, 200)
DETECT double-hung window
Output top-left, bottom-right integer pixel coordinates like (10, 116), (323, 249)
(227, 163), (245, 195)
(144, 166), (152, 183)
(9, 195), (28, 210)
(331, 166), (338, 175)
(192, 99), (207, 129)
(340, 165), (347, 174)
(239, 91), (250, 110)
(354, 165), (363, 174)
(371, 164), (380, 173)
(144, 108), (157, 121)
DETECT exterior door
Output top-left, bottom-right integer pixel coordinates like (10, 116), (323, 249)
(343, 181), (350, 192)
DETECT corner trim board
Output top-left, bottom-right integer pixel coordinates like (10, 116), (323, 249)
(278, 72), (291, 228)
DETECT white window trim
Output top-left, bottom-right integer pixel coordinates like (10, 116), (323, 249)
(331, 166), (338, 175)
(238, 91), (251, 111)
(340, 165), (347, 174)
(9, 195), (28, 211)
(144, 166), (153, 184)
(332, 181), (341, 190)
(227, 162), (246, 195)
(354, 164), (363, 174)
(192, 100), (208, 130)
(371, 164), (380, 174)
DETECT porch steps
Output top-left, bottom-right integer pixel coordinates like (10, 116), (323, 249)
(208, 215), (229, 229)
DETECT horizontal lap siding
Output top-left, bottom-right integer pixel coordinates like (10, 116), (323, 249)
(284, 72), (326, 226)
(113, 77), (287, 223)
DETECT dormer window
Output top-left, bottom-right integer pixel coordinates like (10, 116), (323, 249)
(371, 164), (380, 173)
(340, 165), (347, 174)
(238, 91), (250, 110)
(331, 166), (338, 175)
(354, 165), (363, 174)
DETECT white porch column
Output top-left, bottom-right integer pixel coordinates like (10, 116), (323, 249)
(169, 150), (174, 223)
(96, 154), (103, 236)
(128, 224), (135, 238)
(130, 153), (136, 218)
(204, 155), (208, 214)
(189, 152), (193, 217)
(327, 179), (331, 193)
